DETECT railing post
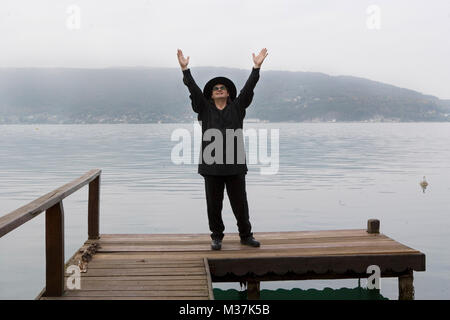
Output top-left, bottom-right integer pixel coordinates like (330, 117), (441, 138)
(45, 201), (65, 297)
(367, 219), (380, 234)
(88, 175), (100, 240)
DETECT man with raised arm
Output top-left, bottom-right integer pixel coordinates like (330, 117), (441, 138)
(177, 48), (268, 250)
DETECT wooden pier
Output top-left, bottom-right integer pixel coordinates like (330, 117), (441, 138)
(0, 169), (426, 300)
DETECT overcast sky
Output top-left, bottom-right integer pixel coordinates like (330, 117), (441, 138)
(1, 0), (449, 99)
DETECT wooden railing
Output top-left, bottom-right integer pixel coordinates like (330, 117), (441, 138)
(0, 169), (101, 297)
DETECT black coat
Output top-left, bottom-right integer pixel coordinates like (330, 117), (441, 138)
(182, 67), (260, 176)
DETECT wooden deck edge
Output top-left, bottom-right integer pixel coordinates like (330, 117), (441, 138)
(98, 229), (370, 238)
(203, 258), (214, 300)
(35, 288), (46, 300)
(208, 252), (426, 278)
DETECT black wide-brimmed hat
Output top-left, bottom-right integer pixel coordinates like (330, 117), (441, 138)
(203, 76), (237, 101)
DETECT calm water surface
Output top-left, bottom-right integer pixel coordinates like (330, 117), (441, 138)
(1, 123), (449, 299)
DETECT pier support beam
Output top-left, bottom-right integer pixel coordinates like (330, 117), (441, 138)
(398, 270), (415, 300)
(247, 280), (260, 300)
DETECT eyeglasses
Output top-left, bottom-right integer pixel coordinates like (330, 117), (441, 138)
(212, 85), (227, 91)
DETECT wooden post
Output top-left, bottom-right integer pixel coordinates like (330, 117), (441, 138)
(247, 280), (260, 300)
(399, 270), (415, 300)
(367, 219), (380, 234)
(88, 175), (100, 240)
(45, 201), (65, 297)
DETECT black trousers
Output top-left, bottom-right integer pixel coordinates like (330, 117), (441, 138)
(203, 174), (253, 241)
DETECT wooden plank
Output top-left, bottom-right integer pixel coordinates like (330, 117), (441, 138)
(88, 257), (203, 264)
(94, 241), (418, 253)
(41, 296), (209, 300)
(98, 229), (378, 241)
(96, 232), (385, 241)
(91, 255), (211, 262)
(81, 268), (206, 277)
(66, 283), (208, 291)
(87, 259), (204, 264)
(94, 236), (393, 246)
(92, 240), (402, 251)
(92, 235), (399, 244)
(68, 277), (208, 290)
(99, 229), (372, 237)
(95, 235), (394, 242)
(74, 276), (207, 281)
(63, 290), (209, 297)
(0, 169), (101, 237)
(94, 239), (410, 250)
(45, 201), (65, 297)
(67, 275), (208, 281)
(87, 263), (204, 269)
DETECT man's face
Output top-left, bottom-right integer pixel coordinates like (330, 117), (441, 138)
(211, 83), (229, 100)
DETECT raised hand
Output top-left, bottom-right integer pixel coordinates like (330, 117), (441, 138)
(252, 48), (268, 68)
(177, 49), (190, 70)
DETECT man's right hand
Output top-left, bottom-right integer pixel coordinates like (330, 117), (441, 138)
(177, 49), (190, 71)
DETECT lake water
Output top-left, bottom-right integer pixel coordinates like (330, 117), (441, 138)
(1, 123), (449, 300)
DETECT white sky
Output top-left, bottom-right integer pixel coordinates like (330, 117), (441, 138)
(1, 0), (449, 98)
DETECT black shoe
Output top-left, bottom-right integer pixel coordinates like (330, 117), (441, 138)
(240, 237), (260, 247)
(211, 239), (222, 250)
